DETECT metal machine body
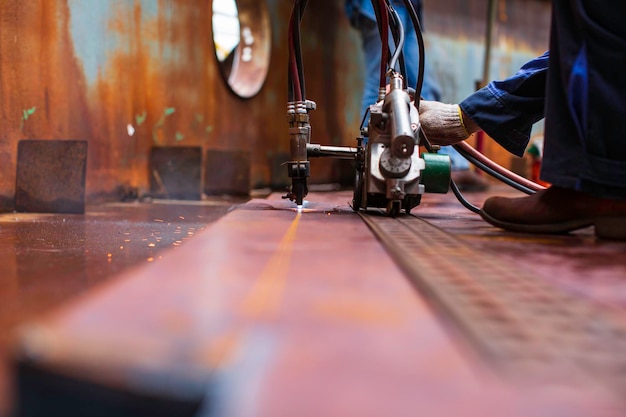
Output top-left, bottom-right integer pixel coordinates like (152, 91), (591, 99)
(293, 72), (450, 216)
(284, 0), (541, 218)
(355, 73), (426, 216)
(284, 0), (451, 216)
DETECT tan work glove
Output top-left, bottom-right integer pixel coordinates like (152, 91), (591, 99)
(418, 101), (480, 146)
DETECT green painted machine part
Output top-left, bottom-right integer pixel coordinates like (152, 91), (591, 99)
(421, 153), (451, 194)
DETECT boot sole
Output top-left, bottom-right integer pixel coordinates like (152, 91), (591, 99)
(595, 217), (626, 240)
(479, 211), (626, 240)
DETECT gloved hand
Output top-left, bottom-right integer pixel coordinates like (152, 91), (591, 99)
(418, 101), (480, 146)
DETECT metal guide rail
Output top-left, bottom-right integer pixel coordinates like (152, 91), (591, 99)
(359, 210), (626, 391)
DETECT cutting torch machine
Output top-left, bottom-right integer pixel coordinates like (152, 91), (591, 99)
(284, 0), (544, 217)
(285, 74), (450, 216)
(283, 0), (450, 216)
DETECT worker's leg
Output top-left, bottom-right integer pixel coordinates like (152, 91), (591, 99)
(355, 14), (384, 118)
(480, 0), (626, 237)
(541, 0), (626, 199)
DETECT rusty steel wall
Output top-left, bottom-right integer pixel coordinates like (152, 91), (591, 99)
(426, 0), (551, 101)
(425, 0), (551, 170)
(0, 0), (550, 209)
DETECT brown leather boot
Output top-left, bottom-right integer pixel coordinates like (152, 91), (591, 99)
(479, 186), (626, 239)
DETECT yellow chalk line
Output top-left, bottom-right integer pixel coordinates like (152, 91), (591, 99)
(239, 211), (302, 319)
(196, 211), (302, 371)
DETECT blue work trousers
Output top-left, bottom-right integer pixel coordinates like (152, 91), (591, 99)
(461, 1), (626, 199)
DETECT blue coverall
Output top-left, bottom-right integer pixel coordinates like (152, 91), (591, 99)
(460, 1), (626, 200)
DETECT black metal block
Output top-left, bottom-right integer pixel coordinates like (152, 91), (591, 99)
(204, 150), (250, 196)
(149, 147), (202, 200)
(17, 361), (206, 417)
(15, 140), (88, 214)
(0, 194), (14, 212)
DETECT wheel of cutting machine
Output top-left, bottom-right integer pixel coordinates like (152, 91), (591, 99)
(403, 195), (421, 215)
(386, 200), (401, 217)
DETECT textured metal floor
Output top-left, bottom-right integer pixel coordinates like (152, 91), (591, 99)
(361, 208), (626, 394)
(2, 185), (626, 416)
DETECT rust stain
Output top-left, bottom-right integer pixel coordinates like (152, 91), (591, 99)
(0, 0), (356, 205)
(0, 1), (92, 208)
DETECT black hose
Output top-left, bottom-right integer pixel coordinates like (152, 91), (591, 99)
(386, 5), (408, 87)
(287, 0), (308, 102)
(450, 180), (481, 214)
(387, 7), (405, 72)
(293, 1), (303, 99)
(401, 0), (425, 103)
(452, 144), (536, 195)
(287, 3), (299, 101)
(420, 130), (534, 214)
